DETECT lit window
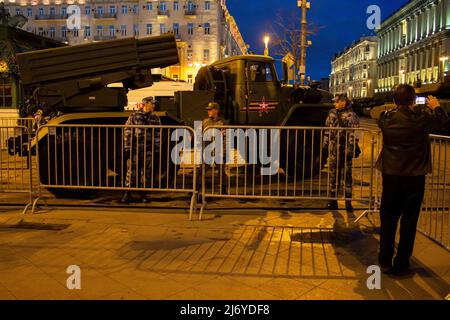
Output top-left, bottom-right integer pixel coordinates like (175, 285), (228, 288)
(173, 23), (179, 35)
(203, 49), (210, 61)
(109, 25), (115, 37)
(146, 24), (152, 35)
(204, 23), (210, 35)
(160, 23), (166, 34)
(61, 26), (67, 38)
(96, 6), (103, 16)
(187, 23), (194, 35)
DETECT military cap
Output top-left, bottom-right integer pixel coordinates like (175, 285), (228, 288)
(142, 96), (158, 104)
(206, 102), (220, 110)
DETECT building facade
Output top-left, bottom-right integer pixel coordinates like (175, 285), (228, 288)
(4, 0), (247, 83)
(377, 0), (449, 93)
(329, 36), (378, 98)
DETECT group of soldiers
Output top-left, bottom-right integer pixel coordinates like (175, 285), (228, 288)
(122, 94), (358, 210)
(121, 98), (224, 203)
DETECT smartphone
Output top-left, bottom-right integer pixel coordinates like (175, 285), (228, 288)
(416, 97), (427, 105)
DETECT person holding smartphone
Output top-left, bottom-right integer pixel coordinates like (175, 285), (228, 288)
(376, 84), (448, 276)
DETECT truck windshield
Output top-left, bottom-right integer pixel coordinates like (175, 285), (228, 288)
(248, 62), (274, 82)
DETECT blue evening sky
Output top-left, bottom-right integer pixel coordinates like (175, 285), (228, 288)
(227, 0), (410, 80)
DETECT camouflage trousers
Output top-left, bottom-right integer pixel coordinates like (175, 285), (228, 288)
(328, 154), (353, 199)
(125, 149), (155, 189)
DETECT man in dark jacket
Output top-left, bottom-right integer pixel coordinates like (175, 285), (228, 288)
(376, 84), (448, 276)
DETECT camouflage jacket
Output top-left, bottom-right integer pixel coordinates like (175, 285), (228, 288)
(202, 116), (225, 129)
(322, 105), (360, 156)
(124, 110), (161, 151)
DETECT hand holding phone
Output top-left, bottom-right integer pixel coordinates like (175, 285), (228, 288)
(426, 95), (441, 110)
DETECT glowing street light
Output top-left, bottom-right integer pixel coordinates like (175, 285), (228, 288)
(264, 35), (270, 56)
(440, 56), (448, 82)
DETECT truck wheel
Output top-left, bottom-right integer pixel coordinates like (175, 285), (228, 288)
(37, 128), (105, 198)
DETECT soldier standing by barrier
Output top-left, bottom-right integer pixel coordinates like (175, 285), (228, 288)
(323, 94), (360, 212)
(122, 97), (161, 204)
(202, 102), (227, 194)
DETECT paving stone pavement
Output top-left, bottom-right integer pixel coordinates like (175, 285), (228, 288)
(0, 205), (448, 300)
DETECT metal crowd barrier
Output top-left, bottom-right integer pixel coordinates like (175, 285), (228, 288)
(0, 124), (33, 213)
(199, 126), (377, 220)
(419, 135), (450, 250)
(32, 124), (198, 219)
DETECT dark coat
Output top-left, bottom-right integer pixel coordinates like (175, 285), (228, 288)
(376, 106), (448, 176)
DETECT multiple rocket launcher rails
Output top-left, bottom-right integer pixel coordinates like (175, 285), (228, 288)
(15, 34), (180, 113)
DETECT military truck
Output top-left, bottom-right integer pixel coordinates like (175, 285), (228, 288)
(13, 34), (333, 194)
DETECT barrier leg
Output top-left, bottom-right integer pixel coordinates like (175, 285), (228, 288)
(199, 199), (207, 221)
(31, 196), (48, 214)
(189, 192), (197, 221)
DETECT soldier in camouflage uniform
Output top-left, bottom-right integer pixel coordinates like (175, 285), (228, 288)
(322, 94), (360, 211)
(202, 102), (225, 128)
(202, 102), (227, 194)
(121, 96), (161, 203)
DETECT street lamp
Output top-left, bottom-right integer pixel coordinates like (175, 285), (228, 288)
(264, 35), (270, 56)
(400, 68), (405, 84)
(440, 56), (448, 82)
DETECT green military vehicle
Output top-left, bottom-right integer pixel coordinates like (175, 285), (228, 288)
(13, 34), (333, 194)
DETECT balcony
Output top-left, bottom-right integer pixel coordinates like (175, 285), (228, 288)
(157, 10), (170, 17)
(184, 10), (196, 17)
(35, 14), (68, 20)
(94, 35), (117, 41)
(94, 13), (117, 19)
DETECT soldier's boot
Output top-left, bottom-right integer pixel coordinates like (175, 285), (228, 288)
(121, 191), (131, 204)
(140, 192), (149, 204)
(326, 200), (338, 210)
(345, 201), (354, 212)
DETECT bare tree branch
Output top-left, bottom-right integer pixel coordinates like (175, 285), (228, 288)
(269, 10), (323, 84)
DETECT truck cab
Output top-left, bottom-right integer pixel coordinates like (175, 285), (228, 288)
(210, 55), (284, 125)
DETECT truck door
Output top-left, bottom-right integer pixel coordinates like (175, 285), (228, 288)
(241, 61), (281, 125)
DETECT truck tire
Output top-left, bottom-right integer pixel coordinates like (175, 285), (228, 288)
(37, 127), (106, 198)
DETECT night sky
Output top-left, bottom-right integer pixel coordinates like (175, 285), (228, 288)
(227, 0), (410, 81)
